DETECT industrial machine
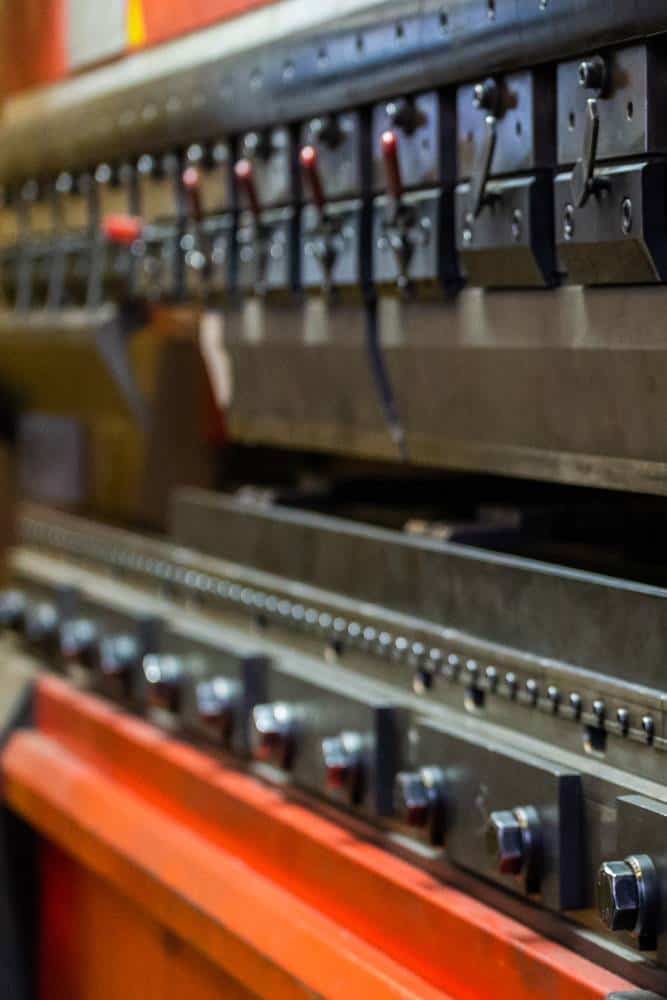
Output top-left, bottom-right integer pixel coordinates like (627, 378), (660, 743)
(3, 2), (667, 998)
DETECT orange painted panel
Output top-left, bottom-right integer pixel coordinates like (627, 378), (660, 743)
(40, 843), (258, 1000)
(136, 0), (277, 48)
(0, 0), (66, 97)
(1, 677), (641, 1000)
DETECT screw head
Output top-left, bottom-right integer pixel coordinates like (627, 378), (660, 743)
(596, 860), (639, 932)
(563, 203), (575, 241)
(322, 731), (363, 802)
(621, 197), (633, 235)
(99, 633), (139, 676)
(486, 810), (524, 875)
(143, 653), (185, 712)
(394, 771), (431, 827)
(251, 701), (295, 769)
(60, 618), (100, 668)
(25, 602), (59, 647)
(473, 78), (500, 115)
(196, 677), (240, 742)
(0, 590), (27, 631)
(578, 56), (606, 92)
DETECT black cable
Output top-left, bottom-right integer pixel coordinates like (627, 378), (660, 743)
(363, 291), (407, 460)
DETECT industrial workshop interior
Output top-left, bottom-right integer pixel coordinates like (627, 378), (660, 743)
(5, 1), (667, 998)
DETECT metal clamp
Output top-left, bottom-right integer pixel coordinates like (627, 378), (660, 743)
(235, 157), (270, 295)
(469, 78), (503, 218)
(380, 129), (415, 293)
(570, 55), (609, 208)
(300, 144), (341, 297)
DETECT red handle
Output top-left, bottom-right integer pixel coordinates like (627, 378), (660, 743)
(182, 166), (204, 224)
(234, 158), (261, 218)
(102, 213), (143, 246)
(381, 129), (402, 202)
(299, 145), (326, 214)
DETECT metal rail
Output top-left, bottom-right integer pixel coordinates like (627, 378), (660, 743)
(1, 0), (667, 181)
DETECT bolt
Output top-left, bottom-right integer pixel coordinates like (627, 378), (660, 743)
(642, 715), (655, 744)
(616, 707), (630, 735)
(486, 810), (524, 874)
(547, 685), (561, 712)
(505, 672), (518, 698)
(485, 666), (499, 692)
(143, 654), (185, 713)
(621, 197), (633, 235)
(511, 208), (523, 242)
(196, 677), (240, 743)
(322, 731), (363, 802)
(578, 55), (606, 92)
(473, 78), (500, 115)
(525, 678), (539, 705)
(563, 203), (575, 241)
(569, 691), (582, 719)
(251, 701), (295, 769)
(394, 766), (445, 842)
(0, 590), (27, 631)
(596, 860), (639, 931)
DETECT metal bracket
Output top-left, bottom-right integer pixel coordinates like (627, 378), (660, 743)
(570, 98), (609, 207)
(470, 114), (498, 218)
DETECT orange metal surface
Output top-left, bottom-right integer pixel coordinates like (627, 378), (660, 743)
(40, 843), (259, 1000)
(0, 0), (280, 97)
(135, 0), (278, 49)
(0, 0), (66, 96)
(2, 676), (640, 999)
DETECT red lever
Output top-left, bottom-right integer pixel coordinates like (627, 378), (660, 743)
(234, 158), (261, 219)
(299, 144), (326, 215)
(182, 166), (203, 224)
(102, 213), (143, 246)
(381, 129), (403, 203)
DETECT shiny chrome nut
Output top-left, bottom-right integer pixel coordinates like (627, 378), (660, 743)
(251, 702), (295, 769)
(24, 602), (59, 651)
(100, 634), (140, 674)
(196, 676), (241, 745)
(486, 810), (524, 875)
(60, 618), (100, 669)
(394, 766), (445, 841)
(142, 653), (185, 713)
(99, 633), (141, 694)
(321, 731), (364, 804)
(486, 805), (542, 891)
(0, 590), (27, 631)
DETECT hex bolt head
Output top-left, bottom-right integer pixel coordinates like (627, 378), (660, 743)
(321, 731), (364, 804)
(100, 634), (139, 676)
(394, 771), (431, 827)
(473, 78), (500, 115)
(142, 653), (185, 713)
(251, 701), (295, 770)
(60, 618), (100, 669)
(394, 766), (446, 843)
(0, 590), (27, 631)
(596, 860), (639, 932)
(196, 677), (241, 744)
(486, 810), (524, 875)
(25, 602), (59, 647)
(578, 55), (606, 92)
